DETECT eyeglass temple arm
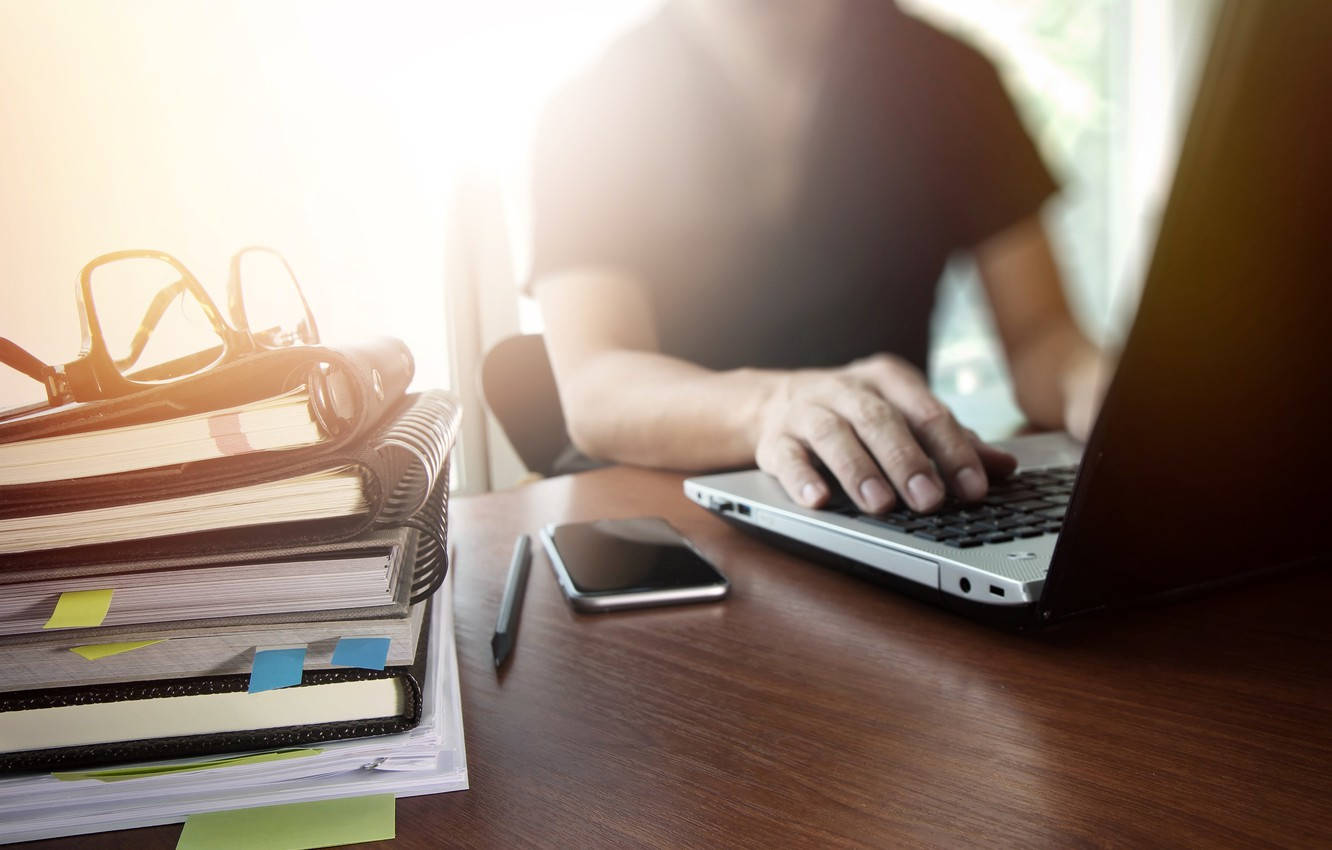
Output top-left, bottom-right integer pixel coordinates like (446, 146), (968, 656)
(0, 338), (68, 404)
(0, 338), (53, 384)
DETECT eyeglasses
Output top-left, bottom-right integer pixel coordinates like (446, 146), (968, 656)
(1, 247), (319, 410)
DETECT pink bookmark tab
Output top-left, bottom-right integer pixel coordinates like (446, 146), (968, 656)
(207, 412), (254, 456)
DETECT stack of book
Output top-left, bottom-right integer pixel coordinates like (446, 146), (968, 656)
(0, 337), (467, 844)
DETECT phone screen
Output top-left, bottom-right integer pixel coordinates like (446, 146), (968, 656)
(547, 517), (726, 594)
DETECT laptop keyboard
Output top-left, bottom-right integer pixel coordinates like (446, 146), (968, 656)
(822, 465), (1076, 549)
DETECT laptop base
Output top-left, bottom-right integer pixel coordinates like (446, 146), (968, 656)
(719, 515), (1042, 632)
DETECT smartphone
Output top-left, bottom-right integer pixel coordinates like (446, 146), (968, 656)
(539, 516), (729, 612)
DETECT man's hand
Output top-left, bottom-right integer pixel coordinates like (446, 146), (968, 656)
(1062, 350), (1115, 442)
(754, 354), (1017, 514)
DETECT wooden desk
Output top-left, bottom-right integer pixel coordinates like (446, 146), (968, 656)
(24, 467), (1332, 848)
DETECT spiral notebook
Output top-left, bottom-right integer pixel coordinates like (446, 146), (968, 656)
(0, 389), (461, 589)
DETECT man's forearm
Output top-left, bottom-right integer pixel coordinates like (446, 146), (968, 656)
(559, 350), (782, 470)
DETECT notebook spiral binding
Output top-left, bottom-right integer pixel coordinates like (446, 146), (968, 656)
(368, 390), (459, 604)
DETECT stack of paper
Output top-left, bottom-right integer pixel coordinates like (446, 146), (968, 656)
(0, 582), (467, 844)
(0, 347), (466, 843)
(0, 527), (426, 693)
(0, 547), (402, 635)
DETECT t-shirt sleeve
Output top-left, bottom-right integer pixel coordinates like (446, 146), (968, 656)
(935, 43), (1059, 248)
(523, 83), (646, 297)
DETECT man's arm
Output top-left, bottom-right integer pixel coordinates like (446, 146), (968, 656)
(534, 268), (768, 470)
(974, 215), (1111, 440)
(535, 269), (1015, 514)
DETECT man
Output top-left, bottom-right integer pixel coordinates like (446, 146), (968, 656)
(526, 0), (1106, 514)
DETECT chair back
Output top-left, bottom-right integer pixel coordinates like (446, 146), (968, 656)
(479, 334), (571, 477)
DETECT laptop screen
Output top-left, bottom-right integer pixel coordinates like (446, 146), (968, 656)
(1038, 0), (1332, 621)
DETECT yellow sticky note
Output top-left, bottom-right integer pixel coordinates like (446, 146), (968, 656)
(53, 749), (321, 782)
(177, 794), (395, 850)
(43, 589), (114, 629)
(69, 639), (164, 660)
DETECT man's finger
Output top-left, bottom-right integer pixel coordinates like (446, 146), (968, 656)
(794, 404), (897, 513)
(756, 432), (828, 508)
(882, 386), (989, 502)
(829, 392), (942, 513)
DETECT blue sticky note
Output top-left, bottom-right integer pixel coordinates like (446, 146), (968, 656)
(248, 647), (306, 693)
(331, 637), (391, 671)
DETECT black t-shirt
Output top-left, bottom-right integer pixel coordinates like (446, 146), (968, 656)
(528, 2), (1057, 373)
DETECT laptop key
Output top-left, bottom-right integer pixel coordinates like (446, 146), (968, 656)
(1011, 525), (1045, 538)
(859, 514), (911, 531)
(953, 537), (984, 548)
(983, 533), (1015, 544)
(823, 496), (857, 515)
(911, 529), (949, 542)
(985, 489), (1041, 505)
(955, 506), (1002, 521)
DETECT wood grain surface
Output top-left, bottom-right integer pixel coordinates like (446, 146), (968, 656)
(15, 466), (1332, 849)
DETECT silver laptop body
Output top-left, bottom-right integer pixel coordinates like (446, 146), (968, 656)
(685, 433), (1082, 610)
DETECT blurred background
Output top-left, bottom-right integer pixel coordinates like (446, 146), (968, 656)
(0, 0), (1218, 492)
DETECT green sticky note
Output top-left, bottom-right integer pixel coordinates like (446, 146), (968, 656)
(69, 639), (164, 660)
(177, 794), (395, 850)
(43, 589), (114, 629)
(53, 748), (321, 782)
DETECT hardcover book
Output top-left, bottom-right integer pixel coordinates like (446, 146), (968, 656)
(0, 599), (432, 774)
(0, 387), (326, 487)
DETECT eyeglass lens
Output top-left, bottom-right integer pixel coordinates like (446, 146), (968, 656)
(234, 251), (317, 349)
(88, 257), (227, 382)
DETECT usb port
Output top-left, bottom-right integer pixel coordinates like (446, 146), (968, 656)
(989, 585), (1005, 597)
(737, 504), (751, 516)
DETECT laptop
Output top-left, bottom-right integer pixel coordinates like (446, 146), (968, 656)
(684, 0), (1332, 629)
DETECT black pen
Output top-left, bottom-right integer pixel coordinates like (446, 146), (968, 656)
(491, 534), (532, 669)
